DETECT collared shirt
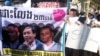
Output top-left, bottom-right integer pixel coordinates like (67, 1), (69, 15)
(42, 41), (61, 51)
(18, 39), (43, 50)
(43, 41), (55, 50)
(29, 40), (36, 50)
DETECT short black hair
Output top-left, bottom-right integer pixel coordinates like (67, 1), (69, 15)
(22, 24), (37, 33)
(41, 25), (53, 32)
(7, 24), (19, 33)
(70, 9), (77, 12)
(7, 24), (18, 28)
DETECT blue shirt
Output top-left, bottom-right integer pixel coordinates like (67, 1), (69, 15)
(3, 39), (21, 49)
(18, 39), (43, 50)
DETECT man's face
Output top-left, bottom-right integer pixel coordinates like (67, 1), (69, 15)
(23, 27), (36, 44)
(7, 26), (18, 41)
(8, 31), (18, 41)
(69, 11), (76, 17)
(40, 28), (53, 43)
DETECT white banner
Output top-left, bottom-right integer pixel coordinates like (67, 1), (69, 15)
(0, 6), (66, 26)
(0, 6), (66, 56)
(84, 28), (100, 53)
(66, 23), (100, 53)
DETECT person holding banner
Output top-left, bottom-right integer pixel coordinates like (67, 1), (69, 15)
(40, 25), (61, 51)
(65, 8), (82, 56)
(19, 24), (43, 50)
(3, 24), (21, 49)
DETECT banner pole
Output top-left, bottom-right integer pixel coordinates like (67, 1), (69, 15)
(86, 0), (91, 24)
(62, 20), (66, 56)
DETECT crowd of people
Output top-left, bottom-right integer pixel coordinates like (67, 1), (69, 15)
(66, 8), (100, 27)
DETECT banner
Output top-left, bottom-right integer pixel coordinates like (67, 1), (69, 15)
(84, 28), (100, 53)
(0, 6), (66, 56)
(66, 23), (100, 53)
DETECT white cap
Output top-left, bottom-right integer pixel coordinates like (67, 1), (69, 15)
(70, 5), (78, 10)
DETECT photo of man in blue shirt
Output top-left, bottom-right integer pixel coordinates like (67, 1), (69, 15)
(19, 24), (43, 50)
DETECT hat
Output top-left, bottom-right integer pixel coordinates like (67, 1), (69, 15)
(70, 5), (78, 10)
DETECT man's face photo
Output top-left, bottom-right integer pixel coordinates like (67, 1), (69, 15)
(40, 28), (53, 43)
(7, 26), (18, 41)
(23, 27), (36, 44)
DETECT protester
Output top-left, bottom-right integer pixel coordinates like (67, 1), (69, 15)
(65, 8), (81, 56)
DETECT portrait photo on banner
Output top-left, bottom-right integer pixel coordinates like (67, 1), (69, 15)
(0, 6), (66, 56)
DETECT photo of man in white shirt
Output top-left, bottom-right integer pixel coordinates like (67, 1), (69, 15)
(40, 25), (61, 51)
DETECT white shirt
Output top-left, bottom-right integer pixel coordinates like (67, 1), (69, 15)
(69, 17), (79, 24)
(66, 16), (79, 33)
(29, 40), (36, 50)
(43, 41), (55, 50)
